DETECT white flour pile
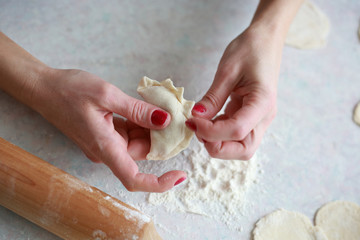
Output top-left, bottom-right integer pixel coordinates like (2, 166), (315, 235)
(147, 140), (258, 229)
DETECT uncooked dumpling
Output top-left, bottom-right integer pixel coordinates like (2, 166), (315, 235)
(353, 102), (360, 126)
(137, 76), (195, 160)
(253, 209), (328, 240)
(286, 1), (330, 49)
(315, 201), (360, 240)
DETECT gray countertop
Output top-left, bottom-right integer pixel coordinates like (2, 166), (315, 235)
(1, 0), (359, 239)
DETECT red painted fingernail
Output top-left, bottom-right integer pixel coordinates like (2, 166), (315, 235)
(174, 177), (186, 186)
(193, 104), (206, 113)
(151, 110), (168, 126)
(185, 120), (197, 131)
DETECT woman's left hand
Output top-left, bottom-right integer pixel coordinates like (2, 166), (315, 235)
(186, 25), (282, 160)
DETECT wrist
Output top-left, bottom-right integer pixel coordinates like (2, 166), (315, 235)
(248, 20), (285, 44)
(25, 66), (64, 116)
(0, 33), (59, 115)
(11, 61), (56, 114)
(0, 58), (51, 110)
(250, 0), (304, 42)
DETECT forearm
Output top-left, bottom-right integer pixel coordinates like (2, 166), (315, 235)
(0, 32), (51, 109)
(251, 0), (304, 41)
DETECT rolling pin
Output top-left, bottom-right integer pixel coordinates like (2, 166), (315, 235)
(0, 137), (162, 240)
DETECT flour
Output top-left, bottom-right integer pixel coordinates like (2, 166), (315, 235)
(147, 140), (258, 229)
(92, 230), (107, 240)
(103, 195), (151, 227)
(97, 205), (111, 217)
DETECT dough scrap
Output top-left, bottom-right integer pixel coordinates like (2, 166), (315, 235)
(315, 201), (360, 240)
(137, 76), (195, 160)
(353, 102), (360, 126)
(253, 209), (328, 240)
(286, 1), (330, 49)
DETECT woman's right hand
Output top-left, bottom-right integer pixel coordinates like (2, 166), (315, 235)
(32, 69), (187, 192)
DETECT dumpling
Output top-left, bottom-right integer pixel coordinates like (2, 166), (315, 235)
(137, 76), (195, 160)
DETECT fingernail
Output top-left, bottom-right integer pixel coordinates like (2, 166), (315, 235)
(151, 110), (168, 126)
(174, 177), (186, 186)
(202, 139), (207, 144)
(193, 104), (206, 113)
(185, 120), (197, 131)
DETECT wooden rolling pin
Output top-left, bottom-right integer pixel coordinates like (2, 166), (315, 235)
(0, 137), (162, 240)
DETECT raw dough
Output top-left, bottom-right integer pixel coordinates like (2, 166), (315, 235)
(353, 102), (360, 126)
(286, 1), (330, 49)
(315, 201), (360, 240)
(253, 209), (328, 240)
(137, 76), (195, 160)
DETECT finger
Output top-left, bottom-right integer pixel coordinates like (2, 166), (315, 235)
(126, 171), (187, 192)
(201, 105), (276, 159)
(224, 93), (244, 117)
(204, 121), (266, 160)
(192, 63), (240, 119)
(113, 117), (129, 142)
(188, 95), (271, 142)
(113, 117), (150, 160)
(106, 86), (171, 129)
(102, 135), (187, 192)
(128, 138), (150, 160)
(128, 128), (149, 140)
(110, 156), (187, 192)
(85, 153), (103, 163)
(127, 128), (150, 160)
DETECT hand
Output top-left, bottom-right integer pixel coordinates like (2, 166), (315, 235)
(186, 25), (282, 160)
(33, 69), (186, 192)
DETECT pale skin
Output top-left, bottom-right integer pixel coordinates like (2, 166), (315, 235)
(0, 0), (303, 192)
(187, 0), (304, 159)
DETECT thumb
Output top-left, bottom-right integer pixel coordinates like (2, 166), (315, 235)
(193, 75), (234, 120)
(107, 87), (170, 129)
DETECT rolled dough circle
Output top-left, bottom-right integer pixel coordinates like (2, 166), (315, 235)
(315, 201), (360, 240)
(286, 1), (330, 49)
(253, 209), (328, 240)
(353, 102), (360, 126)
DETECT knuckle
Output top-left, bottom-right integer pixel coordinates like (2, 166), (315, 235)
(270, 107), (277, 120)
(264, 102), (277, 124)
(216, 62), (239, 80)
(263, 90), (277, 113)
(121, 176), (137, 192)
(94, 82), (117, 107)
(207, 145), (222, 158)
(221, 63), (237, 75)
(203, 90), (222, 110)
(85, 153), (101, 163)
(87, 142), (102, 157)
(208, 151), (220, 159)
(231, 126), (247, 140)
(123, 182), (136, 192)
(240, 150), (255, 160)
(196, 130), (211, 142)
(96, 82), (113, 99)
(130, 100), (146, 124)
(238, 140), (256, 160)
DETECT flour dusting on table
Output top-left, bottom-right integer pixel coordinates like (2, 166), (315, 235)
(147, 141), (258, 229)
